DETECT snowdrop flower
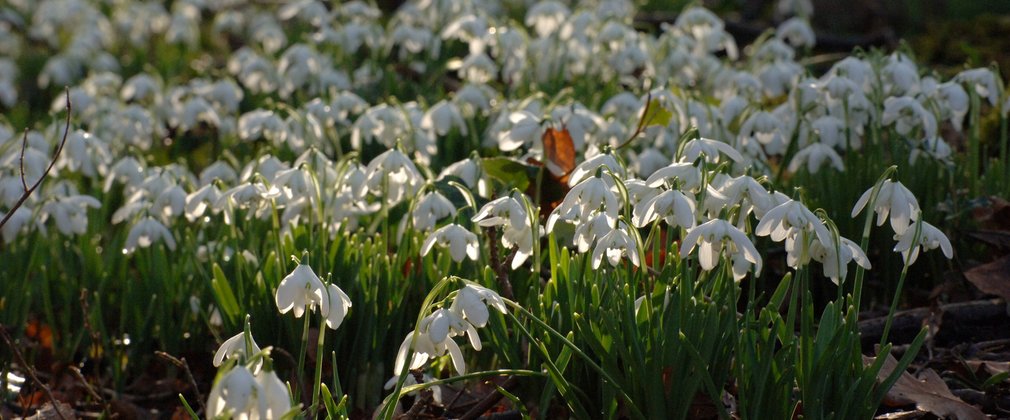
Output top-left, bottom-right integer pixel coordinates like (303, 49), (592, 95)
(955, 68), (1000, 106)
(254, 368), (293, 419)
(213, 331), (262, 368)
(755, 199), (831, 244)
(681, 219), (762, 279)
(893, 219), (953, 266)
(851, 180), (920, 235)
(450, 284), (508, 329)
(556, 176), (620, 221)
(909, 136), (953, 165)
(206, 365), (258, 419)
(810, 236), (870, 285)
(496, 111), (542, 152)
(421, 224), (480, 262)
(323, 283), (352, 330)
(679, 137), (744, 164)
(788, 143), (845, 174)
(394, 315), (467, 376)
(124, 217), (177, 253)
(41, 195), (101, 236)
(776, 17), (815, 49)
(239, 109), (288, 145)
(525, 1), (570, 37)
(275, 263), (330, 319)
(572, 211), (616, 253)
(882, 96), (937, 141)
(1, 207), (35, 244)
(882, 55), (921, 96)
(645, 162), (702, 192)
(422, 100), (467, 136)
(472, 195), (534, 269)
(633, 189), (697, 229)
(364, 149), (423, 205)
(591, 223), (640, 269)
(568, 153), (625, 187)
(438, 159), (480, 189)
(412, 191), (456, 231)
(185, 184), (221, 221)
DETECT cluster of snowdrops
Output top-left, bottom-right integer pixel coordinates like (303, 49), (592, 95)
(2, 0), (1002, 418)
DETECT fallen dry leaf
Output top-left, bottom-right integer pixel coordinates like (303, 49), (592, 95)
(964, 255), (1010, 301)
(866, 353), (986, 420)
(541, 126), (576, 181)
(965, 360), (1010, 378)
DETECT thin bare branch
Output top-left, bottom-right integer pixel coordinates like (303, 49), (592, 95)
(0, 87), (71, 230)
(19, 128), (28, 191)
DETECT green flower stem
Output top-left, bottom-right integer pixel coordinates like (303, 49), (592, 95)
(506, 299), (645, 419)
(311, 318), (326, 413)
(879, 219), (923, 347)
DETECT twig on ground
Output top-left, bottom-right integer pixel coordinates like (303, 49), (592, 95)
(154, 351), (206, 414)
(0, 87), (72, 230)
(458, 376), (520, 420)
(0, 324), (69, 420)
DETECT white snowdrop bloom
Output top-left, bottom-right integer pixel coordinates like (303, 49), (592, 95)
(633, 189), (697, 229)
(496, 111), (542, 152)
(454, 83), (495, 117)
(591, 223), (640, 269)
(422, 100), (467, 136)
(278, 44), (322, 98)
(755, 199), (831, 244)
(830, 57), (874, 90)
(250, 13), (287, 54)
(206, 365), (258, 419)
(421, 224), (480, 262)
(955, 67), (1000, 106)
(645, 162), (701, 192)
(455, 52), (498, 84)
(124, 216), (177, 253)
(121, 73), (162, 104)
(820, 74), (860, 103)
(323, 283), (352, 330)
(882, 96), (937, 141)
(0, 60), (15, 108)
(881, 55), (920, 96)
(40, 195), (100, 236)
(364, 149), (423, 205)
(810, 115), (847, 148)
(572, 211), (616, 253)
(893, 219), (953, 266)
(412, 191), (456, 231)
(601, 92), (642, 121)
(776, 0), (813, 19)
(909, 136), (953, 165)
(934, 81), (969, 131)
(176, 97), (221, 132)
(238, 109), (288, 145)
(788, 143), (845, 174)
(681, 219), (762, 279)
(275, 263), (330, 319)
(199, 161), (238, 186)
(438, 159), (480, 188)
(557, 176), (620, 222)
(185, 184), (221, 222)
(228, 48), (279, 94)
(254, 368), (293, 419)
(62, 130), (111, 178)
(213, 332), (262, 368)
(351, 104), (410, 149)
(776, 17), (815, 49)
(0, 177), (25, 208)
(450, 284), (507, 329)
(278, 0), (328, 26)
(394, 316), (468, 376)
(426, 308), (478, 350)
(151, 184), (186, 219)
(472, 195), (534, 269)
(759, 61), (803, 99)
(568, 153), (624, 187)
(165, 1), (200, 48)
(851, 180), (921, 235)
(525, 1), (569, 37)
(680, 137), (744, 164)
(1, 207), (35, 244)
(740, 111), (788, 155)
(810, 236), (870, 285)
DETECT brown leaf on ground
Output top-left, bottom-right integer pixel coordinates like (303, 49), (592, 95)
(971, 196), (1010, 231)
(965, 360), (1010, 378)
(866, 353), (986, 420)
(24, 401), (74, 420)
(964, 255), (1010, 301)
